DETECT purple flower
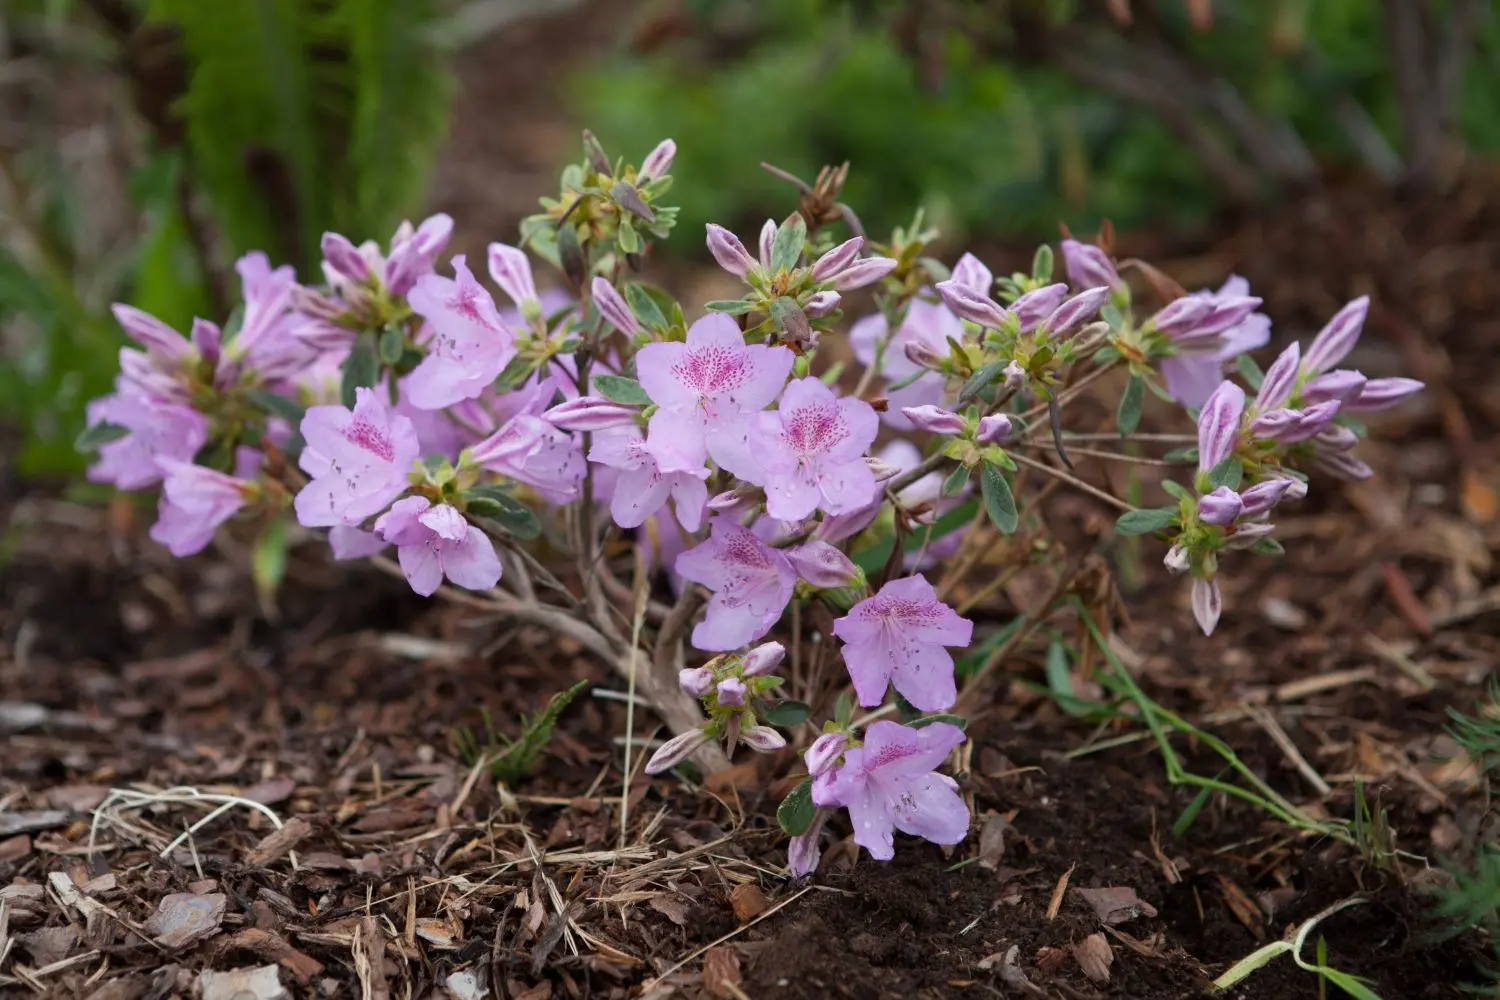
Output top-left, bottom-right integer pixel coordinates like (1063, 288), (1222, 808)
(1250, 408), (1304, 439)
(1060, 239), (1122, 292)
(716, 677), (747, 706)
(679, 667), (714, 697)
(487, 242), (539, 312)
(705, 224), (756, 277)
(811, 238), (864, 284)
(471, 394), (585, 505)
(1301, 370), (1368, 407)
(811, 720), (969, 861)
(1196, 381), (1246, 472)
(743, 641), (786, 677)
(1197, 486), (1243, 527)
(1040, 286), (1111, 337)
(1276, 400), (1341, 444)
(977, 414), (1013, 444)
(1256, 341), (1301, 411)
(1010, 283), (1069, 333)
(384, 213), (454, 298)
(230, 252), (307, 380)
(900, 405), (966, 436)
(405, 256), (519, 410)
(831, 256), (898, 291)
(374, 496), (502, 597)
(1238, 479), (1292, 517)
(849, 300), (961, 430)
(86, 393), (209, 491)
(545, 395), (638, 432)
(112, 304), (194, 365)
(949, 253), (993, 296)
(149, 459), (253, 556)
(675, 519), (798, 651)
(636, 314), (794, 470)
(1159, 277), (1271, 407)
(321, 232), (369, 283)
(831, 574), (973, 711)
(293, 387), (421, 528)
(1191, 577), (1222, 636)
(1346, 377), (1424, 413)
(741, 377), (880, 521)
(787, 540), (860, 588)
(589, 427), (708, 531)
(804, 732), (848, 776)
(644, 728), (712, 775)
(934, 279), (1008, 329)
(638, 138), (676, 182)
(1303, 297), (1369, 375)
(591, 277), (640, 336)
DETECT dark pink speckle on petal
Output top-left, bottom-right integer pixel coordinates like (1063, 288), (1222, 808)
(343, 415), (395, 461)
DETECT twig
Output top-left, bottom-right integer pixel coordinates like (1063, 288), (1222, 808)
(1242, 703), (1331, 799)
(1010, 452), (1136, 513)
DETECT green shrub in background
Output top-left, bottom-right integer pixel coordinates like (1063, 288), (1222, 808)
(0, 0), (455, 477)
(571, 0), (1500, 253)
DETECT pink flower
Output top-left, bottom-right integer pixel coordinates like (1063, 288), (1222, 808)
(811, 720), (969, 861)
(635, 314), (794, 469)
(383, 214), (454, 298)
(374, 496), (502, 597)
(831, 575), (973, 711)
(1060, 239), (1122, 291)
(786, 540), (860, 588)
(849, 300), (961, 430)
(405, 255), (519, 410)
(86, 392), (209, 491)
(229, 251), (308, 380)
(329, 525), (389, 560)
(1191, 577), (1222, 636)
(674, 519), (797, 651)
(294, 387), (421, 527)
(1159, 277), (1271, 408)
(149, 458), (254, 556)
(589, 427), (709, 531)
(470, 379), (585, 504)
(487, 242), (539, 312)
(741, 377), (879, 521)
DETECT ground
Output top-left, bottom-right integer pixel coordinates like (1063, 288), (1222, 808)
(4, 6), (1500, 998)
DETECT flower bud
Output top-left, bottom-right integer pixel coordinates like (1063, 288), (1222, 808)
(977, 414), (1014, 444)
(1345, 377), (1424, 413)
(1224, 522), (1276, 549)
(804, 732), (849, 776)
(707, 485), (761, 515)
(591, 277), (640, 336)
(788, 823), (823, 878)
(950, 252), (994, 296)
(742, 641), (786, 677)
(716, 678), (746, 706)
(644, 728), (711, 775)
(1003, 360), (1027, 390)
(1196, 381), (1246, 472)
(1256, 342), (1301, 411)
(903, 339), (943, 369)
(1010, 283), (1068, 333)
(811, 237), (864, 283)
(1250, 407), (1303, 440)
(804, 290), (841, 318)
(1197, 486), (1243, 527)
(488, 242), (538, 309)
(1237, 479), (1291, 518)
(1300, 369), (1368, 407)
(545, 396), (638, 431)
(1191, 577), (1222, 636)
(290, 284), (346, 320)
(900, 404), (967, 436)
(787, 541), (860, 589)
(638, 137), (676, 182)
(1179, 296), (1262, 340)
(865, 455), (903, 481)
(1060, 239), (1121, 291)
(112, 304), (191, 361)
(1163, 543), (1191, 574)
(706, 224), (757, 278)
(1040, 286), (1110, 337)
(1303, 296), (1369, 375)
(934, 279), (1009, 329)
(739, 726), (787, 754)
(1150, 296), (1215, 338)
(321, 232), (370, 283)
(1313, 424), (1359, 453)
(191, 318), (223, 368)
(1313, 450), (1373, 481)
(1277, 401), (1341, 443)
(758, 219), (777, 271)
(384, 213), (453, 297)
(1269, 473), (1309, 501)
(833, 256), (898, 291)
(678, 667), (714, 697)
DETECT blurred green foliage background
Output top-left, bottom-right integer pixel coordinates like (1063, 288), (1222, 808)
(1, 0), (1496, 477)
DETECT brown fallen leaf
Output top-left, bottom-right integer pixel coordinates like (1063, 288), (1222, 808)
(1072, 886), (1159, 926)
(702, 944), (742, 998)
(245, 818), (312, 867)
(1072, 932), (1114, 984)
(976, 813), (1007, 870)
(18, 925), (80, 967)
(648, 894), (690, 926)
(146, 893), (226, 950)
(729, 883), (769, 923)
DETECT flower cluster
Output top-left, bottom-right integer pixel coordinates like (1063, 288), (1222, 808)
(80, 133), (1424, 879)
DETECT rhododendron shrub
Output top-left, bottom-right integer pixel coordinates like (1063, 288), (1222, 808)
(78, 131), (1423, 876)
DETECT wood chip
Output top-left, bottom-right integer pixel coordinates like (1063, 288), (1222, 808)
(728, 883), (769, 923)
(1071, 886), (1159, 925)
(219, 929), (324, 985)
(648, 894), (690, 926)
(702, 944), (742, 998)
(245, 817), (312, 867)
(1071, 932), (1114, 984)
(1216, 874), (1266, 940)
(1045, 864), (1075, 920)
(0, 811), (69, 837)
(976, 813), (1007, 869)
(200, 966), (287, 1000)
(145, 893), (226, 950)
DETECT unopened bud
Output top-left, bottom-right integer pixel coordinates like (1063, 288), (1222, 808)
(811, 237), (864, 283)
(787, 541), (860, 589)
(638, 137), (676, 182)
(904, 340), (943, 369)
(1040, 286), (1111, 337)
(582, 129), (612, 175)
(1224, 522), (1277, 549)
(545, 396), (638, 431)
(831, 255), (897, 291)
(1163, 543), (1191, 574)
(1010, 283), (1068, 333)
(1300, 369), (1368, 407)
(716, 678), (746, 706)
(740, 725), (787, 754)
(900, 405), (966, 436)
(864, 455), (902, 481)
(1003, 360), (1027, 390)
(706, 224), (756, 278)
(935, 279), (1009, 329)
(742, 641), (786, 677)
(804, 732), (848, 776)
(678, 667), (714, 697)
(1237, 479), (1291, 518)
(322, 232), (370, 283)
(977, 414), (1013, 444)
(591, 277), (641, 336)
(1196, 486), (1244, 527)
(644, 728), (711, 775)
(488, 242), (539, 310)
(804, 290), (841, 318)
(707, 486), (762, 514)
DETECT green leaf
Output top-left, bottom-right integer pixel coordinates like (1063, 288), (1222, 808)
(943, 463), (971, 497)
(341, 335), (380, 408)
(834, 691), (853, 727)
(75, 422), (129, 453)
(1162, 447), (1198, 463)
(1045, 638), (1076, 702)
(762, 701), (811, 727)
(473, 679), (590, 785)
(623, 282), (667, 331)
(1236, 353), (1265, 390)
(777, 779), (816, 836)
(980, 461), (1018, 533)
(1249, 536), (1285, 557)
(1114, 507), (1179, 535)
(770, 214), (807, 273)
(593, 374), (651, 406)
(493, 354), (538, 392)
(252, 518), (288, 618)
(468, 485), (541, 539)
(769, 296), (810, 343)
(1101, 304), (1125, 330)
(378, 324), (405, 365)
(1160, 479), (1194, 503)
(894, 692), (922, 722)
(1172, 784), (1216, 837)
(959, 360), (1006, 403)
(909, 713), (968, 730)
(1207, 456), (1244, 491)
(1031, 244), (1054, 282)
(704, 298), (755, 315)
(246, 388), (306, 425)
(1117, 375), (1144, 437)
(617, 218), (641, 255)
(1093, 345), (1122, 366)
